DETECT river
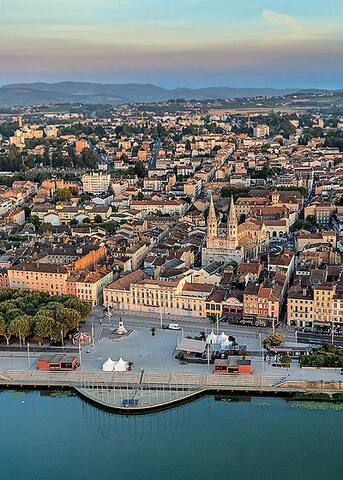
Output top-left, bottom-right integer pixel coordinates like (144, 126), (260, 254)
(0, 390), (342, 480)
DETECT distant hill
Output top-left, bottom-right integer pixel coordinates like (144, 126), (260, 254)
(0, 82), (299, 107)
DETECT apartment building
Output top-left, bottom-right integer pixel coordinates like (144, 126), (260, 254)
(243, 283), (281, 323)
(253, 125), (270, 138)
(66, 268), (113, 306)
(8, 263), (69, 296)
(82, 171), (111, 194)
(287, 282), (343, 328)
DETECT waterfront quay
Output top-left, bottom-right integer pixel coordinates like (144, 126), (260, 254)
(2, 369), (343, 412)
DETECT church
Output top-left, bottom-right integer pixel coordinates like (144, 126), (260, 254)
(201, 195), (268, 266)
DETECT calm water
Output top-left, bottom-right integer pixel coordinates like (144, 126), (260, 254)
(1, 390), (343, 480)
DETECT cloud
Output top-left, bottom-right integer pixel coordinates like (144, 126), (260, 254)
(262, 9), (303, 33)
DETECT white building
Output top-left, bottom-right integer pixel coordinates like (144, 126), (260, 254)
(82, 171), (111, 194)
(253, 125), (270, 138)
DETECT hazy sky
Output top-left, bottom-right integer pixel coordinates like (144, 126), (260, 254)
(1, 0), (342, 88)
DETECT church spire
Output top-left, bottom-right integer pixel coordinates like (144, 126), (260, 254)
(228, 195), (238, 244)
(207, 193), (217, 241)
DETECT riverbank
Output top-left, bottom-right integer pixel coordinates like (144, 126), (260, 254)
(2, 369), (343, 412)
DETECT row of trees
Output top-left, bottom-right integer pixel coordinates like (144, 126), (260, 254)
(0, 290), (92, 346)
(300, 343), (343, 368)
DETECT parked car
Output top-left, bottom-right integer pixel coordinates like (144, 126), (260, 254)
(168, 323), (181, 330)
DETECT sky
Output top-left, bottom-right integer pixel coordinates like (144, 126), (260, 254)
(1, 0), (342, 88)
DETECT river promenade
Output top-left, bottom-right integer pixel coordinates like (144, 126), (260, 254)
(2, 369), (343, 412)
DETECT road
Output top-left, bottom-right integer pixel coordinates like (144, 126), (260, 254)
(148, 138), (161, 170)
(297, 332), (343, 347)
(92, 309), (343, 347)
(96, 311), (291, 343)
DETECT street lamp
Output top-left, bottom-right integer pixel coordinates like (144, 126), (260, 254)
(27, 342), (31, 367)
(91, 322), (95, 347)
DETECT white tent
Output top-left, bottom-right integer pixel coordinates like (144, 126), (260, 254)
(206, 331), (218, 345)
(221, 338), (233, 350)
(113, 357), (128, 372)
(102, 357), (115, 372)
(218, 332), (228, 343)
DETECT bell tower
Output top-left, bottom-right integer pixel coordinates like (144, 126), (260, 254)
(207, 194), (217, 246)
(227, 196), (238, 246)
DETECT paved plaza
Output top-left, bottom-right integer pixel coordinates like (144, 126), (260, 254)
(0, 319), (342, 382)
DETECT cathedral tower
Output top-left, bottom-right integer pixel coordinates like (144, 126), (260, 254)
(227, 196), (238, 246)
(207, 194), (217, 246)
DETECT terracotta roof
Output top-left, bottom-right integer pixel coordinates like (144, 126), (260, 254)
(238, 262), (261, 275)
(105, 270), (146, 290)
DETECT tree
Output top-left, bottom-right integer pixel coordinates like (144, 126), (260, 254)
(9, 315), (32, 345)
(54, 188), (72, 203)
(130, 161), (147, 178)
(51, 148), (65, 168)
(62, 298), (92, 320)
(151, 327), (156, 336)
(0, 315), (11, 345)
(82, 217), (91, 224)
(102, 220), (118, 235)
(94, 214), (103, 224)
(28, 215), (41, 230)
(34, 315), (56, 345)
(291, 218), (315, 232)
(127, 361), (134, 371)
(280, 354), (291, 367)
(263, 333), (285, 348)
(55, 307), (82, 331)
(79, 148), (97, 169)
(39, 222), (53, 235)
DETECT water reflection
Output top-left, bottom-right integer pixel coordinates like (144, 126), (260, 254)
(80, 396), (202, 440)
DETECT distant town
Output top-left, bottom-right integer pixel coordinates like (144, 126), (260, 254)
(0, 92), (343, 403)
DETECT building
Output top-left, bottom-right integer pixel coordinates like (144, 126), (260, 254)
(253, 125), (270, 138)
(130, 199), (188, 216)
(243, 283), (281, 323)
(103, 270), (223, 319)
(296, 230), (336, 252)
(82, 171), (111, 194)
(31, 204), (112, 224)
(37, 355), (78, 371)
(287, 282), (343, 328)
(8, 263), (69, 296)
(66, 269), (113, 306)
(202, 196), (267, 266)
(75, 139), (89, 154)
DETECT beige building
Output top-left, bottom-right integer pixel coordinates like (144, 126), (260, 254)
(296, 230), (336, 252)
(126, 242), (149, 271)
(103, 270), (221, 318)
(287, 283), (343, 328)
(66, 269), (113, 306)
(82, 171), (111, 194)
(8, 263), (69, 296)
(183, 179), (202, 199)
(130, 199), (188, 216)
(31, 204), (112, 225)
(7, 262), (112, 305)
(243, 283), (281, 323)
